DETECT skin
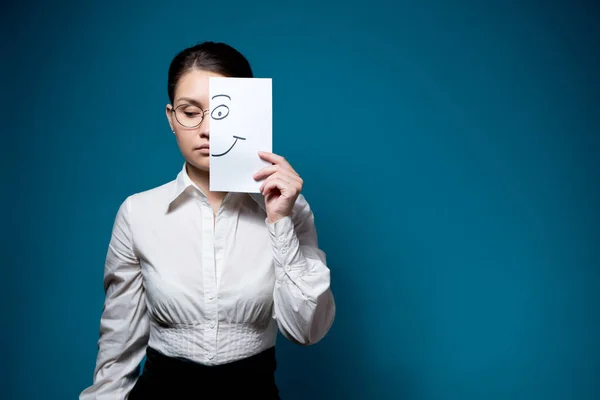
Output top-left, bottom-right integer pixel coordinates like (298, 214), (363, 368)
(165, 69), (303, 223)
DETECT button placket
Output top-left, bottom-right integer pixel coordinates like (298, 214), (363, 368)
(201, 202), (218, 363)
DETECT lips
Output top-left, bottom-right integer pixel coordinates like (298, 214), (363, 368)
(195, 144), (210, 150)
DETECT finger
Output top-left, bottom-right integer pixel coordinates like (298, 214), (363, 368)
(261, 170), (300, 190)
(261, 178), (286, 196)
(255, 166), (301, 187)
(262, 175), (302, 197)
(259, 173), (288, 193)
(258, 151), (293, 171)
(261, 173), (297, 194)
(253, 165), (279, 181)
(277, 168), (303, 186)
(255, 161), (287, 180)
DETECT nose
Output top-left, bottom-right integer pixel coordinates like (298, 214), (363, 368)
(199, 115), (210, 139)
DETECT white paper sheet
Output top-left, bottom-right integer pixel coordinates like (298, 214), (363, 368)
(209, 77), (273, 193)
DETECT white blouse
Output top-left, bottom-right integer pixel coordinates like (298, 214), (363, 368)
(79, 163), (336, 400)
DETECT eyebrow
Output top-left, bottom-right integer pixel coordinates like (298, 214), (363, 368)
(175, 97), (203, 107)
(212, 94), (231, 100)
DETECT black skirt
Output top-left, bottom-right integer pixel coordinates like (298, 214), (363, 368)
(128, 346), (281, 399)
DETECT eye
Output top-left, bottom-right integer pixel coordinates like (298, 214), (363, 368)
(177, 105), (202, 114)
(211, 105), (229, 120)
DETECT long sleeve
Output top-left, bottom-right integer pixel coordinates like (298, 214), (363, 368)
(80, 196), (150, 400)
(268, 194), (336, 345)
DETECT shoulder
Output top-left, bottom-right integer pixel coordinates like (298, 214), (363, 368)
(131, 180), (176, 206)
(115, 178), (178, 219)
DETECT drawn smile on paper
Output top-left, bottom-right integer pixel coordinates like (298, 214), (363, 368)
(210, 93), (246, 157)
(211, 135), (246, 157)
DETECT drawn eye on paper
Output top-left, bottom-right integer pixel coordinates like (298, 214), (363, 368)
(210, 94), (246, 157)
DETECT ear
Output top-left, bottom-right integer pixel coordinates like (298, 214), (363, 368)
(165, 104), (175, 134)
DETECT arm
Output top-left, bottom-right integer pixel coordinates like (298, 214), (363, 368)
(80, 196), (150, 400)
(268, 194), (336, 345)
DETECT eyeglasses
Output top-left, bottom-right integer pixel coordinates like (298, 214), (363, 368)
(171, 103), (210, 128)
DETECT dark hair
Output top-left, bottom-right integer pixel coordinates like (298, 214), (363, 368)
(167, 41), (253, 104)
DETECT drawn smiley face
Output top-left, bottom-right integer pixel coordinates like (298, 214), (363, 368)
(210, 94), (246, 157)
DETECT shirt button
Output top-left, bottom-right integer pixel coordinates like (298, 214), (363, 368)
(278, 237), (285, 243)
(208, 353), (215, 360)
(209, 321), (216, 329)
(282, 247), (288, 254)
(208, 293), (214, 300)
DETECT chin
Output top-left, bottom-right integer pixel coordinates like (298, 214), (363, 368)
(185, 156), (210, 172)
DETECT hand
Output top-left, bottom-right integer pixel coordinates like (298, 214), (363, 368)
(253, 151), (303, 224)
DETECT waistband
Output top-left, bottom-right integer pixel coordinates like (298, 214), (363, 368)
(144, 345), (277, 376)
(148, 318), (278, 365)
(131, 346), (280, 399)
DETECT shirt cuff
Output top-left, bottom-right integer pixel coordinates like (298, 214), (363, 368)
(267, 215), (309, 280)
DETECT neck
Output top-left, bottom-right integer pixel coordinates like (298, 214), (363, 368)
(185, 162), (227, 201)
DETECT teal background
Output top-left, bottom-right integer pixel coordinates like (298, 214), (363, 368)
(3, 1), (599, 399)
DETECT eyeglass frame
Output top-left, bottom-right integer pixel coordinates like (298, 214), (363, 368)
(170, 103), (210, 128)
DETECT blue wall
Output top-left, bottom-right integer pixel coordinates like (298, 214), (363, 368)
(3, 1), (599, 399)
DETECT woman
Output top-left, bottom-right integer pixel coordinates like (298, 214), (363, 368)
(79, 41), (336, 400)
